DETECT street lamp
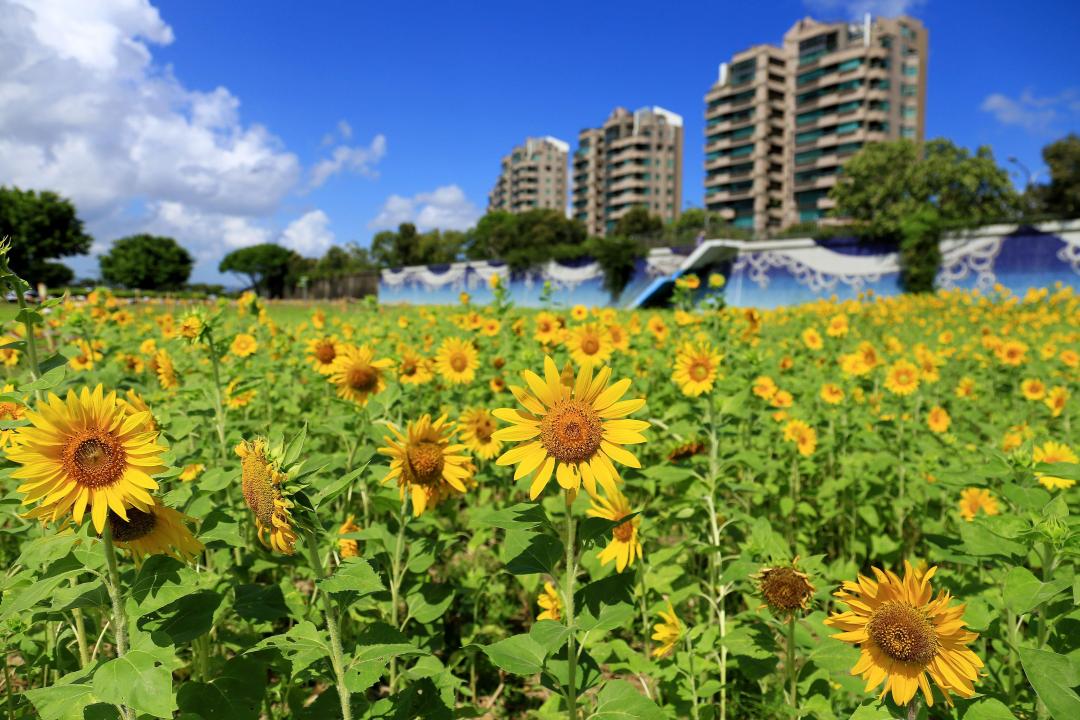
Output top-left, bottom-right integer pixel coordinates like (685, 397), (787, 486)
(1007, 156), (1041, 188)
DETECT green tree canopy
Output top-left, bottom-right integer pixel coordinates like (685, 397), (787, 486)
(219, 243), (298, 297)
(311, 243), (376, 279)
(613, 206), (663, 238)
(370, 223), (465, 267)
(99, 234), (193, 290)
(0, 186), (92, 285)
(1028, 133), (1080, 219)
(464, 209), (588, 272)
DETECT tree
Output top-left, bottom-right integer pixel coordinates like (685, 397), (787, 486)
(99, 234), (193, 290)
(464, 209), (589, 272)
(587, 234), (646, 301)
(613, 206), (663, 239)
(664, 208), (753, 243)
(219, 243), (298, 297)
(830, 139), (1020, 292)
(0, 186), (92, 285)
(1027, 134), (1080, 219)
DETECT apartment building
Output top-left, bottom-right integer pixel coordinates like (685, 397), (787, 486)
(704, 15), (928, 232)
(572, 106), (683, 236)
(488, 136), (569, 214)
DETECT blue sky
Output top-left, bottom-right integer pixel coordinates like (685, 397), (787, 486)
(2, 0), (1078, 284)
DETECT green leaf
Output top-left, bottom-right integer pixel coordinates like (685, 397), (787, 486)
(198, 508), (245, 547)
(482, 634), (547, 675)
(578, 512), (639, 546)
(1018, 646), (1080, 720)
(128, 555), (198, 616)
(504, 532), (563, 576)
(405, 583), (454, 624)
(319, 558), (385, 597)
(345, 622), (428, 692)
(529, 620), (570, 654)
(847, 700), (895, 719)
(311, 463), (368, 510)
(576, 599), (635, 633)
(142, 590), (223, 643)
(1002, 566), (1072, 615)
(959, 697), (1018, 719)
(19, 364), (66, 392)
(283, 424), (308, 466)
(249, 620), (330, 675)
(24, 669), (102, 720)
(93, 650), (177, 718)
(575, 573), (634, 618)
(234, 583), (290, 622)
(473, 502), (550, 531)
(176, 657), (267, 720)
(591, 679), (665, 720)
(17, 532), (80, 570)
(959, 521), (1025, 558)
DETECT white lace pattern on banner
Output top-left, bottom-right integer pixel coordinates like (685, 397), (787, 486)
(936, 238), (1003, 291)
(1056, 234), (1080, 277)
(731, 251), (882, 292)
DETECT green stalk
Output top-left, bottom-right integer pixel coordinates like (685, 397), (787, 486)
(388, 494), (409, 692)
(563, 490), (578, 720)
(101, 526), (133, 720)
(685, 629), (701, 720)
(204, 330), (228, 460)
(303, 530), (352, 720)
(13, 282), (42, 402)
(787, 614), (798, 711)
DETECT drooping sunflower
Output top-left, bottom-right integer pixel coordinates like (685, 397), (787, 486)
(434, 337), (479, 385)
(7, 386), (164, 533)
(379, 414), (475, 516)
(754, 558), (816, 616)
(108, 503), (203, 563)
(651, 603), (682, 658)
(958, 488), (999, 521)
(672, 341), (723, 397)
(306, 336), (340, 374)
(154, 349), (179, 390)
(457, 408), (502, 460)
(825, 561), (983, 707)
(564, 323), (613, 367)
(236, 439), (297, 554)
(1032, 441), (1078, 490)
(537, 581), (562, 622)
(884, 359), (920, 396)
(492, 357), (648, 500)
(587, 487), (642, 572)
(328, 344), (393, 406)
(338, 514), (361, 558)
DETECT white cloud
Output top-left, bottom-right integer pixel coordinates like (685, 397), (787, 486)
(307, 133), (387, 190)
(368, 185), (481, 232)
(980, 88), (1080, 135)
(281, 210), (334, 255)
(802, 0), (925, 20)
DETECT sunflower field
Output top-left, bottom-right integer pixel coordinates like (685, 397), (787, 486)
(1, 253), (1079, 720)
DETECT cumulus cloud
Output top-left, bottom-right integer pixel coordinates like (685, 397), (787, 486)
(281, 210), (335, 255)
(802, 0), (925, 19)
(307, 133), (387, 190)
(981, 88), (1080, 135)
(368, 185), (481, 232)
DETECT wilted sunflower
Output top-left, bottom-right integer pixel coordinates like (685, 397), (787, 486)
(492, 357), (648, 499)
(565, 323), (613, 367)
(328, 344), (393, 406)
(338, 514), (360, 558)
(236, 439), (297, 554)
(306, 336), (340, 374)
(457, 408), (502, 460)
(754, 558), (816, 616)
(672, 341), (723, 397)
(435, 337), (479, 385)
(536, 581), (562, 621)
(825, 561), (983, 707)
(587, 487), (642, 572)
(7, 386), (163, 533)
(379, 414), (475, 516)
(651, 603), (682, 658)
(108, 503), (203, 563)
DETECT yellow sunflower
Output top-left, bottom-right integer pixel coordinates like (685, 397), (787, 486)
(565, 323), (613, 367)
(492, 357), (648, 500)
(995, 340), (1027, 366)
(820, 383), (845, 405)
(236, 439), (297, 554)
(651, 603), (682, 658)
(802, 327), (824, 350)
(179, 463), (205, 482)
(825, 561), (983, 707)
(109, 503), (203, 564)
(338, 514), (360, 558)
(958, 488), (999, 521)
(0, 386), (26, 450)
(1033, 441), (1078, 490)
(434, 337), (479, 385)
(154, 349), (179, 390)
(1044, 387), (1068, 418)
(458, 408), (502, 460)
(672, 341), (723, 397)
(328, 344), (393, 406)
(927, 406), (951, 434)
(783, 419), (817, 456)
(753, 375), (778, 400)
(534, 312), (562, 345)
(306, 336), (340, 374)
(537, 581), (562, 622)
(1020, 378), (1046, 401)
(7, 386), (163, 533)
(397, 349), (434, 385)
(379, 414), (475, 516)
(231, 333), (258, 358)
(884, 359), (919, 396)
(587, 487), (642, 572)
(954, 377), (976, 400)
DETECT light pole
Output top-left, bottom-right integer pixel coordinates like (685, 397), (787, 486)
(1007, 156), (1041, 188)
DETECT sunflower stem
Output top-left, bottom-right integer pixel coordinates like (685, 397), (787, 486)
(204, 329), (228, 460)
(302, 530), (352, 720)
(786, 614), (798, 712)
(906, 697), (920, 720)
(684, 629), (701, 720)
(12, 280), (42, 401)
(388, 494), (409, 693)
(101, 525), (134, 720)
(563, 490), (578, 720)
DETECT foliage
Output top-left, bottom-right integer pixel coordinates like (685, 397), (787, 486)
(613, 206), (663, 239)
(587, 234), (646, 301)
(665, 208), (754, 243)
(1026, 133), (1080, 219)
(370, 223), (467, 268)
(310, 242), (377, 279)
(465, 209), (589, 272)
(219, 243), (299, 297)
(0, 186), (92, 285)
(99, 234), (194, 290)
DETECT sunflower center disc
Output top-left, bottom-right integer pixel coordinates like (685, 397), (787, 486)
(347, 365), (377, 392)
(582, 337), (600, 355)
(760, 567), (811, 611)
(541, 400), (603, 464)
(612, 516), (634, 542)
(690, 362), (710, 381)
(241, 453), (278, 527)
(867, 601), (938, 665)
(315, 342), (336, 363)
(401, 360), (417, 376)
(108, 507), (157, 541)
(408, 442), (445, 484)
(65, 432), (127, 488)
(450, 353), (468, 372)
(475, 418), (495, 441)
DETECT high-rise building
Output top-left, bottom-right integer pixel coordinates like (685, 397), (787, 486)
(488, 136), (569, 214)
(704, 14), (928, 233)
(572, 107), (683, 236)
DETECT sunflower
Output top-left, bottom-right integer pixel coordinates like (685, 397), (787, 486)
(826, 314), (849, 337)
(118, 390), (158, 433)
(1020, 378), (1046, 401)
(927, 406), (951, 434)
(397, 349), (433, 385)
(570, 305), (588, 321)
(753, 375), (778, 400)
(771, 390), (794, 409)
(651, 603), (682, 658)
(587, 487), (642, 572)
(783, 419), (817, 456)
(1044, 387), (1068, 418)
(995, 340), (1027, 366)
(236, 439), (297, 554)
(954, 377), (976, 399)
(179, 315), (203, 340)
(7, 386), (163, 533)
(492, 357), (648, 500)
(534, 312), (562, 345)
(606, 323), (630, 352)
(458, 408), (502, 460)
(154, 349), (179, 390)
(820, 383), (845, 405)
(958, 488), (999, 521)
(379, 414), (475, 516)
(338, 514), (360, 558)
(434, 337), (479, 385)
(328, 344), (393, 406)
(884, 360), (919, 396)
(565, 323), (613, 367)
(225, 379), (258, 409)
(69, 340), (102, 372)
(306, 336), (340, 374)
(1032, 441), (1078, 490)
(231, 333), (258, 358)
(646, 315), (668, 342)
(179, 463), (205, 482)
(109, 503), (203, 563)
(802, 327), (824, 350)
(480, 318), (501, 337)
(537, 581), (562, 621)
(0, 386), (26, 450)
(825, 561), (983, 707)
(672, 341), (723, 397)
(754, 558), (816, 616)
